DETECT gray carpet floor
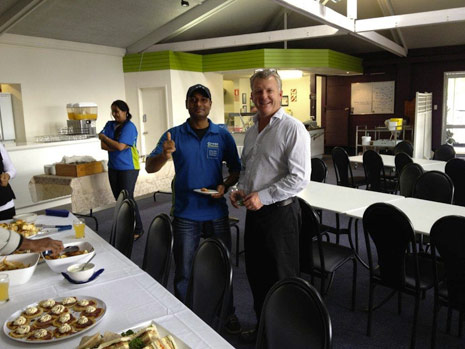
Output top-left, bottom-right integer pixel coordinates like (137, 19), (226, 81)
(48, 156), (465, 348)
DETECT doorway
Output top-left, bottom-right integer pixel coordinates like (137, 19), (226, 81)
(138, 87), (168, 156)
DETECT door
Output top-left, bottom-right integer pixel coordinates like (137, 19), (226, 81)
(139, 87), (168, 156)
(323, 77), (350, 147)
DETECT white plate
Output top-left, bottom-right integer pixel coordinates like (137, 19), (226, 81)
(193, 189), (219, 195)
(4, 296), (106, 344)
(117, 320), (190, 349)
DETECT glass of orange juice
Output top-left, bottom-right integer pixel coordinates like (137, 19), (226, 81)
(0, 274), (9, 304)
(73, 219), (85, 239)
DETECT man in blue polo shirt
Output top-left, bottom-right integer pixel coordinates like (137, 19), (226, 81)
(146, 84), (242, 333)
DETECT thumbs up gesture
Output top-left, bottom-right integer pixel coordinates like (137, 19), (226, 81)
(162, 132), (176, 159)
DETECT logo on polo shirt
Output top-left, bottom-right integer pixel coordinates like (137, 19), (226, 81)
(207, 142), (219, 159)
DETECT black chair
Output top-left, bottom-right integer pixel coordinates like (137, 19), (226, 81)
(413, 171), (454, 204)
(332, 147), (365, 188)
(395, 152), (413, 179)
(433, 144), (456, 161)
(112, 198), (136, 258)
(311, 158), (328, 183)
(110, 189), (129, 245)
(142, 214), (173, 288)
(399, 163), (424, 197)
(394, 141), (414, 157)
(445, 158), (465, 206)
(363, 203), (436, 348)
(299, 198), (357, 310)
(430, 216), (465, 348)
(185, 238), (232, 332)
(363, 150), (397, 193)
(256, 277), (332, 349)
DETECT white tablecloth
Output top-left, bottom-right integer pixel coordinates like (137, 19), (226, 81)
(349, 154), (446, 172)
(0, 214), (233, 349)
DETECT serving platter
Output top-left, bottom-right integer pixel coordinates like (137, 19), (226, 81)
(193, 188), (219, 195)
(4, 296), (106, 344)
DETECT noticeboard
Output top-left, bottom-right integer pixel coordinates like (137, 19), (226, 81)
(351, 81), (395, 115)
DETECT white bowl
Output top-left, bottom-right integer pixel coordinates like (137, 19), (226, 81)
(43, 241), (95, 273)
(66, 262), (95, 282)
(12, 213), (37, 223)
(0, 253), (40, 285)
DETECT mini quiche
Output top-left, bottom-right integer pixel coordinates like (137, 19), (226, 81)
(73, 298), (97, 312)
(53, 323), (75, 338)
(49, 304), (68, 317)
(21, 306), (43, 319)
(27, 328), (53, 341)
(61, 296), (78, 307)
(80, 305), (104, 318)
(32, 313), (54, 328)
(52, 312), (76, 327)
(38, 298), (57, 311)
(9, 324), (32, 338)
(6, 315), (29, 330)
(72, 315), (95, 331)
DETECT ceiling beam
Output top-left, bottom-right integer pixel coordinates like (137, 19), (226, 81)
(356, 7), (465, 32)
(127, 0), (236, 54)
(376, 0), (408, 51)
(273, 0), (407, 56)
(0, 0), (47, 34)
(145, 25), (344, 52)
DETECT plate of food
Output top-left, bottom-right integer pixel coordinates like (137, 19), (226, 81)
(4, 296), (106, 344)
(77, 320), (189, 349)
(0, 220), (40, 238)
(193, 188), (219, 195)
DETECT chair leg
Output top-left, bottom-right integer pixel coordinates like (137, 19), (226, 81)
(354, 219), (359, 253)
(324, 272), (336, 295)
(447, 307), (452, 334)
(410, 295), (420, 349)
(335, 213), (341, 244)
(398, 292), (402, 315)
(367, 282), (375, 337)
(232, 224), (240, 267)
(320, 272), (326, 298)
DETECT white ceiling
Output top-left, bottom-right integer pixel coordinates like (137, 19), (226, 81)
(1, 0), (464, 57)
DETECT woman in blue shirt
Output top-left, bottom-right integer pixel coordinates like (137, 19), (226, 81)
(99, 100), (143, 240)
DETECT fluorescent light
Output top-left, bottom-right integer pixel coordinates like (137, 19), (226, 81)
(277, 70), (303, 79)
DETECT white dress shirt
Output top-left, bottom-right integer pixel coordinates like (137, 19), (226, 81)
(238, 108), (311, 205)
(0, 144), (16, 212)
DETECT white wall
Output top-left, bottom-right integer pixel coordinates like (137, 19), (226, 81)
(282, 75), (311, 122)
(0, 34), (126, 141)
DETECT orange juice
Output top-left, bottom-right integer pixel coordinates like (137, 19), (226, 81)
(73, 221), (85, 239)
(0, 275), (9, 303)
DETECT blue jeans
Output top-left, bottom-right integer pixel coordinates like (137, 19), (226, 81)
(172, 215), (231, 303)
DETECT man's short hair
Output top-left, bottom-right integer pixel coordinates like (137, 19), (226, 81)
(250, 69), (282, 91)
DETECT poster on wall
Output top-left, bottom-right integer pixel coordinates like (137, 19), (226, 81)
(281, 96), (289, 106)
(290, 89), (297, 102)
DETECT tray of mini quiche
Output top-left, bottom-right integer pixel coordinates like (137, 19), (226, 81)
(4, 296), (106, 343)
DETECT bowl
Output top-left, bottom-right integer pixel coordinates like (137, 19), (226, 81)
(43, 241), (94, 273)
(66, 262), (95, 282)
(13, 213), (37, 223)
(0, 253), (40, 285)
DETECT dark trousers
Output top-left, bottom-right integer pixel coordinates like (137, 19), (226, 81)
(0, 206), (15, 220)
(244, 197), (301, 321)
(108, 169), (143, 234)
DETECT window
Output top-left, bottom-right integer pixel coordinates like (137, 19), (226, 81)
(443, 72), (465, 146)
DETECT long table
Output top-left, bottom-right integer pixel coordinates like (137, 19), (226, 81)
(349, 154), (446, 172)
(0, 214), (233, 348)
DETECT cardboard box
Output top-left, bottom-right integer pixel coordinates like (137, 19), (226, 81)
(55, 161), (103, 177)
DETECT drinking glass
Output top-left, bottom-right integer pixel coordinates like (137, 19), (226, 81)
(0, 274), (9, 304)
(73, 219), (86, 239)
(230, 186), (245, 206)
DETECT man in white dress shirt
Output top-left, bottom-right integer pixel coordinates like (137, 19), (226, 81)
(230, 69), (311, 341)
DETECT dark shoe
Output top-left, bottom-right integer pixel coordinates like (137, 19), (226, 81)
(239, 327), (257, 343)
(134, 230), (145, 241)
(224, 314), (242, 335)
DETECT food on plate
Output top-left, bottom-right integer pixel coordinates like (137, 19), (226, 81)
(78, 332), (103, 349)
(81, 305), (104, 318)
(53, 323), (75, 338)
(50, 304), (68, 317)
(44, 249), (89, 260)
(27, 328), (53, 341)
(38, 298), (56, 310)
(200, 187), (208, 192)
(61, 296), (78, 307)
(73, 315), (95, 331)
(0, 220), (39, 238)
(134, 324), (160, 345)
(9, 324), (32, 338)
(21, 306), (43, 318)
(74, 298), (97, 311)
(53, 312), (76, 327)
(0, 256), (31, 271)
(6, 315), (29, 330)
(33, 314), (54, 328)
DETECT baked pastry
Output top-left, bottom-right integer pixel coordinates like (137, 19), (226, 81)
(200, 187), (208, 192)
(38, 298), (57, 310)
(6, 315), (29, 330)
(73, 315), (95, 331)
(53, 323), (75, 338)
(73, 298), (97, 312)
(78, 332), (103, 349)
(27, 328), (53, 341)
(33, 313), (54, 328)
(61, 296), (78, 307)
(49, 304), (68, 317)
(21, 306), (43, 319)
(81, 305), (104, 318)
(161, 335), (177, 349)
(9, 324), (32, 338)
(52, 312), (75, 327)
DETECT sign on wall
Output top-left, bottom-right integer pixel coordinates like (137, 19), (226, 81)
(350, 81), (395, 114)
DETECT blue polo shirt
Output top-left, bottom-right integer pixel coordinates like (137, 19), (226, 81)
(148, 119), (241, 221)
(100, 121), (140, 170)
